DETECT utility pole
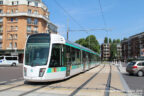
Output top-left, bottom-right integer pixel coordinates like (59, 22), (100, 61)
(67, 18), (69, 40)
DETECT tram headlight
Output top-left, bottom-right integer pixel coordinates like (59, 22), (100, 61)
(39, 68), (46, 77)
(24, 67), (27, 76)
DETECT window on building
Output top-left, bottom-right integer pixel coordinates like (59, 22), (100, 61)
(15, 18), (18, 22)
(16, 1), (19, 5)
(11, 9), (14, 13)
(15, 34), (17, 39)
(11, 26), (14, 30)
(15, 9), (18, 13)
(28, 1), (31, 5)
(27, 18), (31, 24)
(11, 18), (14, 22)
(27, 26), (31, 32)
(34, 10), (38, 14)
(12, 2), (14, 5)
(28, 9), (32, 14)
(0, 43), (2, 49)
(14, 42), (17, 48)
(34, 19), (38, 25)
(15, 26), (18, 30)
(0, 26), (3, 32)
(34, 27), (38, 33)
(35, 2), (38, 7)
(0, 9), (3, 13)
(0, 18), (3, 22)
(9, 42), (12, 48)
(7, 10), (10, 14)
(10, 34), (13, 39)
(0, 1), (3, 5)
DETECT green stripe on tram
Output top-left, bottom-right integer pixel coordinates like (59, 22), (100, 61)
(65, 43), (97, 55)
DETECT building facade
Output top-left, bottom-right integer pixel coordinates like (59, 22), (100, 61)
(116, 44), (122, 60)
(0, 0), (57, 62)
(121, 32), (144, 60)
(101, 43), (110, 60)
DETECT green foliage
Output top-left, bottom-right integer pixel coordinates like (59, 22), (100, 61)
(116, 39), (121, 43)
(110, 43), (117, 60)
(109, 38), (112, 43)
(123, 37), (128, 40)
(104, 37), (108, 43)
(75, 38), (87, 47)
(75, 35), (100, 53)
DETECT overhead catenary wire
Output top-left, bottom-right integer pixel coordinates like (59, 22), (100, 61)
(53, 0), (89, 34)
(98, 0), (108, 33)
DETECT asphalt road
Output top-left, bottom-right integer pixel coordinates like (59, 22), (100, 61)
(0, 64), (23, 82)
(120, 62), (144, 95)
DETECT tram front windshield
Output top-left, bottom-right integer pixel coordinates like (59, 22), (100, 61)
(25, 34), (50, 66)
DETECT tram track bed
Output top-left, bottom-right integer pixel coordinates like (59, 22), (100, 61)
(0, 64), (128, 96)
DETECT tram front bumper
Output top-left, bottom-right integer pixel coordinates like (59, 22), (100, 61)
(24, 76), (62, 82)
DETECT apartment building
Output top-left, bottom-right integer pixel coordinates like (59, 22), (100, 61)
(121, 32), (144, 60)
(117, 44), (122, 60)
(0, 0), (57, 62)
(101, 43), (110, 60)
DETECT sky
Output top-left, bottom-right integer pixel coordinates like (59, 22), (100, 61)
(42, 0), (144, 44)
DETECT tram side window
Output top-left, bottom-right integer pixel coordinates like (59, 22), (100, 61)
(49, 44), (63, 67)
(86, 52), (89, 63)
(71, 48), (81, 65)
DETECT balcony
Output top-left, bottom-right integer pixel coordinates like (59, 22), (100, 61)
(27, 30), (38, 35)
(0, 39), (2, 43)
(27, 22), (38, 26)
(0, 30), (3, 35)
(1, 12), (49, 23)
(0, 22), (3, 25)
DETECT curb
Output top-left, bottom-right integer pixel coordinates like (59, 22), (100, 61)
(116, 65), (133, 96)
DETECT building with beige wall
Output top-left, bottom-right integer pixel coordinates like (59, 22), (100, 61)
(0, 0), (57, 62)
(101, 43), (110, 60)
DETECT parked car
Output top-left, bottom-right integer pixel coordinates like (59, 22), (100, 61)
(0, 56), (19, 66)
(126, 61), (144, 77)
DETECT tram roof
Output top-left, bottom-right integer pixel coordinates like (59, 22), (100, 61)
(66, 40), (100, 56)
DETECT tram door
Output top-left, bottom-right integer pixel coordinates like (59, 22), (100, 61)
(65, 46), (71, 77)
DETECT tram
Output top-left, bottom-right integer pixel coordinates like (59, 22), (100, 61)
(23, 33), (100, 82)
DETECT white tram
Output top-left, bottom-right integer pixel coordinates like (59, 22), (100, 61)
(23, 33), (100, 82)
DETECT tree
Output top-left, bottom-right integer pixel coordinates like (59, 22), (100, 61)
(110, 43), (117, 60)
(104, 37), (108, 43)
(75, 38), (87, 47)
(116, 39), (121, 43)
(123, 38), (128, 40)
(75, 35), (100, 53)
(85, 35), (100, 53)
(113, 39), (116, 43)
(109, 38), (112, 44)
